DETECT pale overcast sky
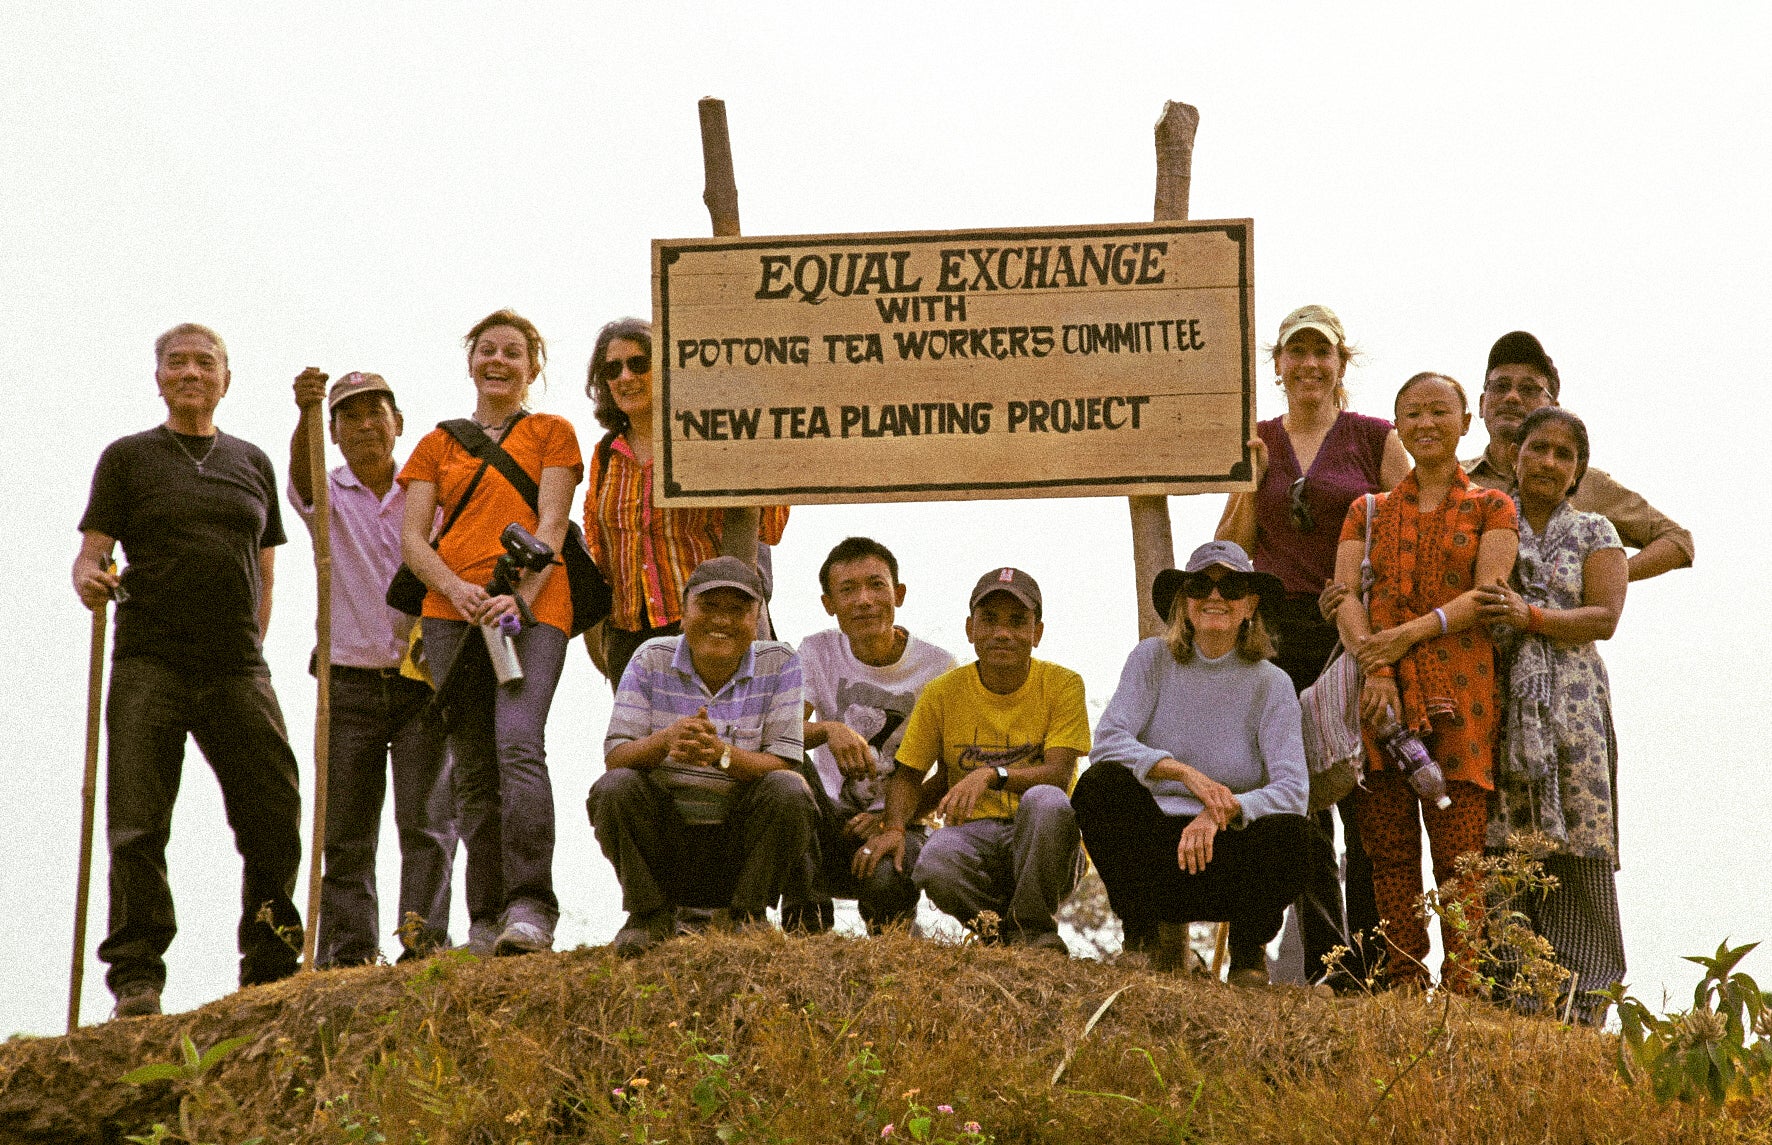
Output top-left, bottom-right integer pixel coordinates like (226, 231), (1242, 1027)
(4, 2), (1766, 1033)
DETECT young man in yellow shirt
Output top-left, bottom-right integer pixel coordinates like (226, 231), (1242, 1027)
(859, 568), (1089, 955)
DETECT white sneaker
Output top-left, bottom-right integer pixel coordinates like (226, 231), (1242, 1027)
(494, 919), (553, 956)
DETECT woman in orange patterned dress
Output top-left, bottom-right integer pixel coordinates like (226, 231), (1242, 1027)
(1332, 373), (1517, 989)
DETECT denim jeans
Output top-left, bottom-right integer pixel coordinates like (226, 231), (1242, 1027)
(422, 619), (567, 936)
(317, 667), (455, 965)
(99, 656), (303, 993)
(912, 785), (1081, 937)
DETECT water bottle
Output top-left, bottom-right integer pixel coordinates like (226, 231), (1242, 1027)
(482, 612), (523, 685)
(1373, 706), (1452, 809)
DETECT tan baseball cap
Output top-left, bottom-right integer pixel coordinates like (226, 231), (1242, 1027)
(327, 371), (397, 413)
(1276, 304), (1346, 349)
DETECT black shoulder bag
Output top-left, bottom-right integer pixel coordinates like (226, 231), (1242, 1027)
(439, 418), (613, 637)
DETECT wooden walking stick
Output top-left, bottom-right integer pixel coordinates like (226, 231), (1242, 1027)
(300, 395), (333, 971)
(67, 568), (113, 1033)
(698, 96), (768, 635)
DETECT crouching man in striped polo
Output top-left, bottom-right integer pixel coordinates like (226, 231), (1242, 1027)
(587, 556), (818, 956)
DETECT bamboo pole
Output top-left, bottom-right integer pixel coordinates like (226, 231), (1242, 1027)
(67, 582), (110, 1032)
(1128, 100), (1199, 640)
(300, 404), (332, 971)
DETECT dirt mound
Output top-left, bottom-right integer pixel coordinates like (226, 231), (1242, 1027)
(0, 931), (1759, 1144)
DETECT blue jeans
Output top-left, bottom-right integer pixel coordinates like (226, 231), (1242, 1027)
(422, 619), (567, 935)
(99, 657), (303, 993)
(317, 667), (455, 965)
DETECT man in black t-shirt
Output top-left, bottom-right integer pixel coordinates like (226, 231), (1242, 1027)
(72, 323), (305, 1019)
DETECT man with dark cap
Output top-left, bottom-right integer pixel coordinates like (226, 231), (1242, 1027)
(289, 368), (455, 966)
(72, 323), (304, 1018)
(1464, 331), (1693, 580)
(588, 556), (816, 956)
(862, 567), (1090, 955)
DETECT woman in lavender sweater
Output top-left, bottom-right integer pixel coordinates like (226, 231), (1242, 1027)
(1072, 541), (1311, 986)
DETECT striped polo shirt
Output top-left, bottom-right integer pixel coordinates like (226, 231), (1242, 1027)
(604, 636), (805, 824)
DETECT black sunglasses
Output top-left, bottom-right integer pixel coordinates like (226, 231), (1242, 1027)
(1181, 572), (1254, 601)
(594, 354), (652, 384)
(1288, 476), (1316, 533)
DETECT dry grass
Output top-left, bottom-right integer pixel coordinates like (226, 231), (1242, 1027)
(1, 930), (1767, 1144)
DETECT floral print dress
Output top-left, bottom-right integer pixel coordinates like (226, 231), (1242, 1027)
(1487, 499), (1625, 866)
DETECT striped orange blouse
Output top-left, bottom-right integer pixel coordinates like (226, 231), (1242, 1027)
(584, 434), (789, 632)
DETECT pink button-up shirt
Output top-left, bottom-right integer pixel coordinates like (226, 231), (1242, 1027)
(287, 464), (414, 669)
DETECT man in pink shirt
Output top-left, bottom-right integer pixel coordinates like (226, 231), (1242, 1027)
(291, 370), (456, 964)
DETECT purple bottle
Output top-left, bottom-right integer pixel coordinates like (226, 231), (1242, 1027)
(1374, 707), (1452, 809)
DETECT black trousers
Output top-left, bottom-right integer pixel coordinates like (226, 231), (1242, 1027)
(100, 657), (303, 993)
(1269, 593), (1381, 979)
(1072, 761), (1309, 964)
(603, 621), (681, 692)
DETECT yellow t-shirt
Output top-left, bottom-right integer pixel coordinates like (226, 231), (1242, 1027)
(895, 659), (1091, 823)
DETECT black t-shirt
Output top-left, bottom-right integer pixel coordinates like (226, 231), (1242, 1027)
(79, 427), (287, 674)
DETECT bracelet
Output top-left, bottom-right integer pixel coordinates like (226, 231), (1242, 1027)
(1433, 607), (1449, 635)
(1370, 665), (1396, 679)
(1526, 605), (1545, 634)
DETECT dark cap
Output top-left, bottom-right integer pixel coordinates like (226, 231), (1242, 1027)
(1485, 331), (1560, 398)
(969, 567), (1042, 615)
(684, 556), (767, 604)
(1150, 541), (1285, 624)
(327, 371), (397, 413)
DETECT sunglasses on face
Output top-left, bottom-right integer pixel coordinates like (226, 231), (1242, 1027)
(1181, 573), (1254, 601)
(594, 354), (652, 384)
(1288, 476), (1316, 533)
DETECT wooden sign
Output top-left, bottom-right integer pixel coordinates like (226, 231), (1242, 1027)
(652, 219), (1255, 505)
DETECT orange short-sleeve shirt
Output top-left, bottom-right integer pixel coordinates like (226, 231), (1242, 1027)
(399, 413), (584, 633)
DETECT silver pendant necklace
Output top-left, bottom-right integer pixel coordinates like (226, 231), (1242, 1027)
(165, 426), (219, 472)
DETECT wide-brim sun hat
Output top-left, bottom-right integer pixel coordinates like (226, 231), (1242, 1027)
(1150, 540), (1286, 624)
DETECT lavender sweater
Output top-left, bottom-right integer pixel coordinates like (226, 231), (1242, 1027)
(1090, 638), (1308, 823)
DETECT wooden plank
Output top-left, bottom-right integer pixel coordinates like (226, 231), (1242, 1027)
(652, 218), (1256, 506)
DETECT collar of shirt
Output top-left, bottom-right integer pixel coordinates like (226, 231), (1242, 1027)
(670, 635), (757, 700)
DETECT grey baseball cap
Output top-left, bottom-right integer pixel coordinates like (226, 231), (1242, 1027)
(685, 555), (768, 604)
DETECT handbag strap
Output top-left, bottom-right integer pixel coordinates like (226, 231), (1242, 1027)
(431, 455), (492, 547)
(439, 414), (541, 513)
(1359, 492), (1376, 607)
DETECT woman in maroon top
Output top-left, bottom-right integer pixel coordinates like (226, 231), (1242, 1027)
(1217, 304), (1407, 989)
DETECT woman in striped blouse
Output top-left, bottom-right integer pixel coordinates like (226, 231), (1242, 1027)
(582, 318), (789, 688)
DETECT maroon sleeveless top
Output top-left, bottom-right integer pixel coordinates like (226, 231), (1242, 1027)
(1253, 410), (1391, 595)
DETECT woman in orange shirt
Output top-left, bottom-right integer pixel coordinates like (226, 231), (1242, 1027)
(1332, 372), (1517, 991)
(399, 309), (584, 958)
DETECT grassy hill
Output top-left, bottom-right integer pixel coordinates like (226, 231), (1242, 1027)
(1, 930), (1766, 1144)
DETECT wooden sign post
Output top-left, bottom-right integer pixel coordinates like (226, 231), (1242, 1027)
(698, 98), (762, 573)
(1132, 100), (1200, 638)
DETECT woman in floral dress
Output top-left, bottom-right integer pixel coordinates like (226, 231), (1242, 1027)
(1478, 407), (1628, 1025)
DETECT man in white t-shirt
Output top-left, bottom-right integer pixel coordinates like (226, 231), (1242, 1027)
(786, 538), (956, 933)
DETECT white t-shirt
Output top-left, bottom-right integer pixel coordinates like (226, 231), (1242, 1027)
(799, 627), (957, 814)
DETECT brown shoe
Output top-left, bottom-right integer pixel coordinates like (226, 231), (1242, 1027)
(1228, 966), (1270, 989)
(112, 982), (161, 1019)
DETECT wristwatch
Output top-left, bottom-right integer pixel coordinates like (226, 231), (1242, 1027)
(991, 765), (1009, 791)
(718, 746), (732, 771)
